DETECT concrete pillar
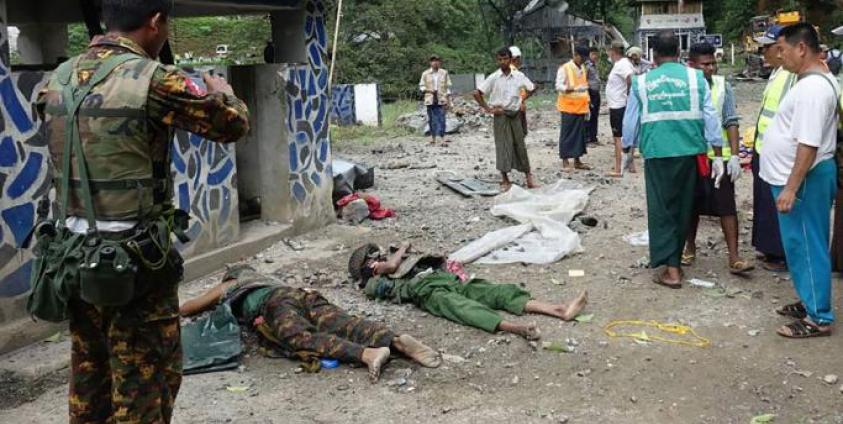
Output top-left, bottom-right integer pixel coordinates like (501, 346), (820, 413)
(0, 0), (8, 67)
(229, 65), (292, 223)
(16, 23), (67, 65)
(270, 10), (306, 64)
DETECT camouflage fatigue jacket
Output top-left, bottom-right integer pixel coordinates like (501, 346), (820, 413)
(37, 34), (250, 144)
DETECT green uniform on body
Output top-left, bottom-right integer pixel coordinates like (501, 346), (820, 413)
(364, 271), (531, 333)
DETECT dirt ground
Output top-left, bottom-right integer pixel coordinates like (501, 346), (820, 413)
(2, 80), (842, 424)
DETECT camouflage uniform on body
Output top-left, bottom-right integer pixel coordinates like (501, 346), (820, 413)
(36, 35), (250, 424)
(223, 266), (395, 365)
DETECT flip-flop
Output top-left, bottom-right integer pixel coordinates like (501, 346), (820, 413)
(776, 319), (832, 339)
(652, 272), (682, 289)
(729, 259), (755, 275)
(606, 172), (623, 178)
(681, 251), (696, 266)
(575, 163), (593, 170)
(561, 167), (576, 173)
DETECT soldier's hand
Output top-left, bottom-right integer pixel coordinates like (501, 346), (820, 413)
(204, 73), (234, 96)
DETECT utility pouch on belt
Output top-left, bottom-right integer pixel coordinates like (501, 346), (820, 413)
(79, 237), (137, 306)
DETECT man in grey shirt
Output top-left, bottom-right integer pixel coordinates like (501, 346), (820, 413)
(586, 46), (601, 144)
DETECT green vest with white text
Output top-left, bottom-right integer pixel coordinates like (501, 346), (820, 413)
(635, 62), (707, 159)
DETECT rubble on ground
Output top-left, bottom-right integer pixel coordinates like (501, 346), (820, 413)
(396, 96), (490, 135)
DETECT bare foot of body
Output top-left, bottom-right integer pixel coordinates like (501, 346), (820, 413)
(393, 335), (441, 368)
(525, 290), (588, 321)
(361, 347), (391, 383)
(499, 321), (541, 340)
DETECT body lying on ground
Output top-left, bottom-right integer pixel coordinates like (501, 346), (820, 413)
(348, 243), (588, 340)
(179, 265), (442, 382)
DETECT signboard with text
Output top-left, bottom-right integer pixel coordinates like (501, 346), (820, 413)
(698, 34), (723, 48)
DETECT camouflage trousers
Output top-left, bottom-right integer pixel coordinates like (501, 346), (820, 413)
(261, 288), (395, 363)
(68, 275), (182, 424)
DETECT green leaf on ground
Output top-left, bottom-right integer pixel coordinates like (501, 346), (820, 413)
(750, 414), (776, 423)
(225, 385), (250, 393)
(542, 342), (571, 353)
(574, 314), (594, 323)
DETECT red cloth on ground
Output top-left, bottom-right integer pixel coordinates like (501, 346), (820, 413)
(336, 193), (395, 220)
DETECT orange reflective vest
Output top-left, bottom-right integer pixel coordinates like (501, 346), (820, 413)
(556, 60), (590, 114)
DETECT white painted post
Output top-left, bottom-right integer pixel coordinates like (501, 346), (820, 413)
(731, 43), (735, 66)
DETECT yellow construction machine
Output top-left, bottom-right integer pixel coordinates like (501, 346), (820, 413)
(741, 10), (802, 79)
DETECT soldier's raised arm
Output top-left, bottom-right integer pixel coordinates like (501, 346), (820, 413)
(148, 66), (250, 143)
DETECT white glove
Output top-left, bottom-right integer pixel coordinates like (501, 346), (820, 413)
(621, 152), (634, 175)
(711, 157), (725, 189)
(585, 111), (591, 122)
(727, 155), (742, 183)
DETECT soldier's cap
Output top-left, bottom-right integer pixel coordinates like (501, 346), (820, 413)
(222, 264), (257, 282)
(348, 243), (382, 281)
(429, 54), (442, 61)
(834, 26), (843, 36)
(611, 40), (627, 50)
(755, 24), (784, 45)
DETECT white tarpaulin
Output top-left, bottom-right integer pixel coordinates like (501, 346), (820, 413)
(450, 180), (591, 264)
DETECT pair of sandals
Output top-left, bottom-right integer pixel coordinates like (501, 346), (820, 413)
(680, 251), (755, 275)
(775, 302), (832, 338)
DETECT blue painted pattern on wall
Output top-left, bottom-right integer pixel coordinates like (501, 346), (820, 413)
(170, 72), (239, 257)
(330, 84), (355, 126)
(0, 33), (50, 298)
(285, 0), (332, 209)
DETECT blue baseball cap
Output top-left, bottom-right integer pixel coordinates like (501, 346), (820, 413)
(755, 24), (784, 45)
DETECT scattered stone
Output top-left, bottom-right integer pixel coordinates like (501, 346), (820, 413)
(557, 415), (570, 423)
(336, 384), (350, 391)
(511, 376), (520, 386)
(823, 374), (839, 385)
(442, 354), (466, 364)
(748, 330), (761, 337)
(630, 396), (638, 403)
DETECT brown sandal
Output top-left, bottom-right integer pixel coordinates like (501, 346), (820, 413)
(652, 271), (682, 289)
(729, 259), (755, 275)
(776, 319), (832, 339)
(776, 302), (807, 319)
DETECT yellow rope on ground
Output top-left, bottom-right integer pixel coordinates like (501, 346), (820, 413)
(604, 320), (711, 348)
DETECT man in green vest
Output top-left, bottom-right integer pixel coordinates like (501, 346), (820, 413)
(34, 1), (250, 422)
(683, 42), (754, 275)
(751, 24), (795, 273)
(621, 31), (726, 288)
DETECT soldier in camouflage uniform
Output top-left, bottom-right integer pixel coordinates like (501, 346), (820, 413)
(35, 1), (250, 422)
(179, 265), (442, 383)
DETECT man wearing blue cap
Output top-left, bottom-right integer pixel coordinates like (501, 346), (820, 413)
(751, 24), (795, 273)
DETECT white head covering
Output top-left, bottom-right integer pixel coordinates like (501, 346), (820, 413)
(626, 46), (643, 57)
(509, 46), (523, 58)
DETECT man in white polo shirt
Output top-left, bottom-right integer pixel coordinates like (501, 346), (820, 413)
(605, 41), (635, 177)
(760, 23), (840, 338)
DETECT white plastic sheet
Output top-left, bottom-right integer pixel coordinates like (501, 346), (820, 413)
(623, 230), (649, 246)
(450, 180), (591, 265)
